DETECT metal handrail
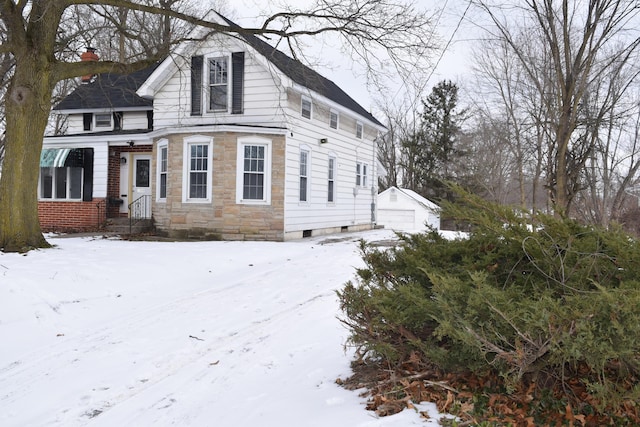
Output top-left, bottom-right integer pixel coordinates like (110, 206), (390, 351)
(128, 194), (151, 234)
(95, 199), (107, 229)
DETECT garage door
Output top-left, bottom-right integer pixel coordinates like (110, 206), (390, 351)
(377, 209), (415, 230)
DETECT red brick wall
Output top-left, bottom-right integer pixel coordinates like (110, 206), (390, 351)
(39, 198), (107, 232)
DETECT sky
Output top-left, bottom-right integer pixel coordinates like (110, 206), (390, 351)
(227, 0), (480, 118)
(0, 229), (462, 427)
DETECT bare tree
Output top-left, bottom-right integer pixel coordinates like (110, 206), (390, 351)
(474, 0), (640, 216)
(0, 0), (435, 252)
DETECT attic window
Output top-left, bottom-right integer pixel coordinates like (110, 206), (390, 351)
(95, 113), (111, 127)
(301, 96), (312, 119)
(330, 110), (339, 129)
(356, 121), (363, 139)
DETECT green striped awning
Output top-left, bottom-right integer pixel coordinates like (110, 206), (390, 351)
(40, 148), (72, 167)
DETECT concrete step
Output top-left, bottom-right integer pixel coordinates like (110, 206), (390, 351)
(105, 218), (153, 235)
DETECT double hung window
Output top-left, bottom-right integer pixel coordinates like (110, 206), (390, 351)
(209, 57), (228, 111)
(300, 150), (309, 202)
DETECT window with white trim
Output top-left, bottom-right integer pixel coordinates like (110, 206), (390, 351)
(356, 121), (363, 139)
(236, 136), (272, 204)
(328, 156), (335, 202)
(40, 167), (83, 200)
(300, 150), (309, 202)
(243, 145), (265, 200)
(182, 136), (213, 202)
(329, 110), (339, 129)
(356, 161), (368, 187)
(157, 140), (168, 201)
(208, 57), (228, 111)
(301, 96), (312, 119)
(95, 113), (111, 128)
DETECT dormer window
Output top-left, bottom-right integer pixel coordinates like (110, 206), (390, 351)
(301, 96), (312, 119)
(208, 57), (229, 111)
(95, 113), (111, 128)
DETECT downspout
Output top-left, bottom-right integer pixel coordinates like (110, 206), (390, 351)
(371, 133), (377, 224)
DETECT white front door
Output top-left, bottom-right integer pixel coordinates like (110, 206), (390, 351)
(132, 154), (152, 219)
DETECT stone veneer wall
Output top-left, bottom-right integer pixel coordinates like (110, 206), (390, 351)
(152, 132), (286, 241)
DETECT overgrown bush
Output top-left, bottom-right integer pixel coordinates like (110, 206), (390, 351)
(338, 191), (640, 421)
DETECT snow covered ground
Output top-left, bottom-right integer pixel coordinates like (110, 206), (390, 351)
(0, 229), (447, 427)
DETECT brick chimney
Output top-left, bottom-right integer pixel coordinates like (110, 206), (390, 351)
(80, 47), (99, 83)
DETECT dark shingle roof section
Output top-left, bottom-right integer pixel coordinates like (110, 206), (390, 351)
(54, 63), (160, 111)
(219, 15), (384, 128)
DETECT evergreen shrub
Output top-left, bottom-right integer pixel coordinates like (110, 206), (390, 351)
(337, 190), (640, 412)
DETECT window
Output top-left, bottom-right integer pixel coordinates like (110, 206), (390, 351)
(40, 167), (83, 200)
(300, 150), (309, 202)
(236, 136), (272, 204)
(157, 140), (168, 201)
(362, 163), (368, 187)
(356, 121), (363, 139)
(183, 136), (213, 202)
(330, 110), (339, 129)
(242, 145), (265, 200)
(209, 57), (228, 111)
(95, 113), (111, 128)
(356, 161), (368, 187)
(301, 96), (312, 119)
(328, 157), (335, 202)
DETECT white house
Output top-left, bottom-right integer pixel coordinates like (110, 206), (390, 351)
(39, 11), (386, 240)
(377, 186), (440, 231)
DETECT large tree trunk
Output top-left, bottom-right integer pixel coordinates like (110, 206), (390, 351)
(0, 58), (54, 252)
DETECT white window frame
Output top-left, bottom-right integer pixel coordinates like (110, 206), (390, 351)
(39, 166), (84, 200)
(356, 121), (363, 139)
(328, 155), (336, 203)
(208, 56), (229, 112)
(235, 136), (272, 205)
(299, 147), (310, 203)
(356, 161), (368, 187)
(182, 135), (213, 203)
(95, 113), (111, 128)
(329, 109), (339, 129)
(301, 96), (312, 119)
(156, 139), (168, 202)
(362, 163), (368, 187)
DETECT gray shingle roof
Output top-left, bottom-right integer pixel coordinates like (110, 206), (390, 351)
(53, 64), (159, 111)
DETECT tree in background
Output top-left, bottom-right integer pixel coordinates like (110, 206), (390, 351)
(0, 0), (435, 252)
(475, 0), (640, 216)
(412, 80), (467, 202)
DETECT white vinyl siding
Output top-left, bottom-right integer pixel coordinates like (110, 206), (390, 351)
(152, 36), (287, 129)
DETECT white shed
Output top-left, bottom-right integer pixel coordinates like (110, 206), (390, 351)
(377, 186), (440, 231)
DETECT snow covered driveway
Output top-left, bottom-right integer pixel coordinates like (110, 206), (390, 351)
(0, 230), (442, 426)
